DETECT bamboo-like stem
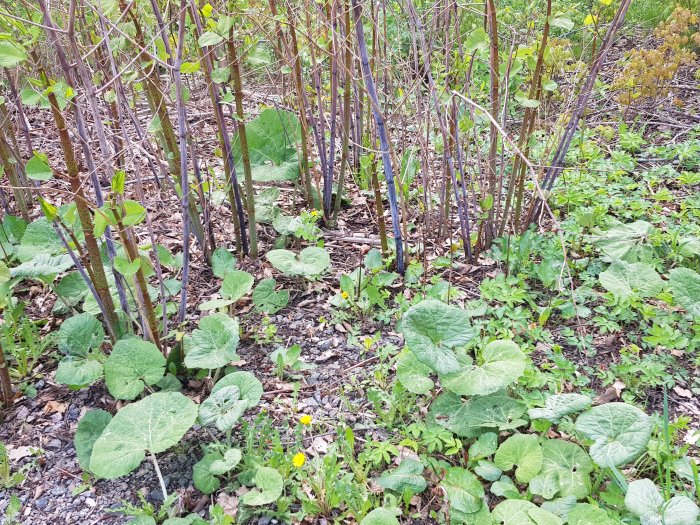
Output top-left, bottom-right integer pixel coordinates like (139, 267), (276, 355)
(0, 340), (13, 408)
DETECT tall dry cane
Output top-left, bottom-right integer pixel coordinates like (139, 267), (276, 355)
(0, 340), (13, 408)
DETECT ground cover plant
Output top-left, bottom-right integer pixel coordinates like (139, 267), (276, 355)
(0, 0), (699, 524)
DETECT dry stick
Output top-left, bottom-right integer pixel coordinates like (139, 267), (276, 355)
(482, 0), (500, 248)
(0, 339), (13, 408)
(322, 0), (341, 218)
(227, 32), (258, 258)
(352, 0), (404, 273)
(525, 0), (633, 227)
(0, 133), (29, 221)
(189, 1), (247, 257)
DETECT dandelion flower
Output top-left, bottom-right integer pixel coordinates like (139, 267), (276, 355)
(300, 414), (313, 426)
(341, 291), (349, 299)
(292, 452), (306, 467)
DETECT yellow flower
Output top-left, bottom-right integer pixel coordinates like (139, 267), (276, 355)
(341, 291), (349, 299)
(300, 415), (313, 426)
(292, 452), (306, 467)
(584, 14), (597, 25)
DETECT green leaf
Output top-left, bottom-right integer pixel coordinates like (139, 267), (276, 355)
(104, 337), (166, 400)
(113, 255), (142, 277)
(55, 357), (104, 388)
(58, 313), (105, 356)
(574, 403), (651, 467)
(599, 261), (663, 301)
(590, 221), (655, 262)
(567, 504), (620, 525)
(11, 253), (74, 279)
(121, 200), (146, 226)
(468, 432), (498, 461)
(625, 479), (700, 525)
(252, 278), (289, 314)
(360, 508), (400, 525)
(266, 247), (330, 279)
(495, 434), (543, 483)
(75, 409), (112, 471)
(211, 247), (236, 278)
(549, 17), (574, 30)
(211, 370), (263, 409)
(193, 452), (221, 494)
(0, 41), (28, 67)
(55, 271), (88, 307)
(529, 440), (593, 500)
(232, 109), (301, 182)
(210, 448), (242, 475)
(242, 467), (283, 506)
(90, 392), (197, 479)
(398, 299), (477, 375)
(378, 459), (427, 494)
(528, 394), (593, 423)
(220, 270), (254, 302)
(17, 217), (63, 262)
(199, 385), (247, 432)
(669, 267), (700, 317)
(198, 31), (224, 47)
(184, 313), (240, 369)
(440, 467), (484, 514)
(442, 340), (526, 396)
(430, 392), (527, 437)
(395, 349), (434, 394)
(492, 500), (563, 525)
(25, 153), (53, 181)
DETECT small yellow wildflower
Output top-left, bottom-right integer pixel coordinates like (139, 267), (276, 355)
(292, 452), (306, 467)
(341, 291), (349, 299)
(300, 414), (313, 426)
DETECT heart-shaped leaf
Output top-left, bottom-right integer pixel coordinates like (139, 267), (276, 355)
(399, 299), (476, 375)
(529, 440), (593, 500)
(378, 459), (427, 494)
(528, 394), (593, 423)
(495, 433), (543, 483)
(210, 448), (242, 475)
(104, 337), (166, 400)
(184, 313), (240, 369)
(599, 261), (664, 301)
(211, 371), (263, 409)
(395, 349), (434, 395)
(55, 357), (104, 388)
(220, 270), (254, 302)
(90, 392), (198, 479)
(442, 340), (526, 396)
(440, 467), (484, 514)
(669, 267), (700, 317)
(58, 313), (105, 357)
(266, 247), (330, 279)
(360, 508), (400, 525)
(252, 278), (289, 314)
(74, 409), (112, 471)
(625, 479), (700, 525)
(590, 221), (655, 262)
(193, 452), (221, 494)
(430, 392), (527, 437)
(492, 500), (563, 525)
(198, 385), (247, 432)
(575, 403), (651, 467)
(242, 466), (283, 506)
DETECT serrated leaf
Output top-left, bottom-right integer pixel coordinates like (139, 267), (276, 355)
(574, 403), (651, 467)
(90, 392), (197, 479)
(104, 337), (166, 400)
(378, 459), (427, 493)
(590, 221), (655, 263)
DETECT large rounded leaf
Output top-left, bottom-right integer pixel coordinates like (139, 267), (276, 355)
(574, 403), (651, 467)
(669, 267), (700, 317)
(599, 261), (663, 301)
(360, 508), (400, 525)
(104, 338), (166, 400)
(399, 299), (476, 375)
(184, 313), (240, 369)
(377, 458), (427, 494)
(442, 340), (525, 396)
(252, 278), (289, 314)
(220, 270), (254, 302)
(625, 479), (700, 525)
(242, 467), (283, 506)
(266, 247), (330, 279)
(492, 500), (563, 525)
(528, 394), (592, 423)
(494, 433), (543, 483)
(440, 467), (484, 514)
(430, 392), (527, 437)
(55, 357), (104, 388)
(212, 370), (263, 409)
(58, 313), (105, 356)
(529, 440), (593, 500)
(74, 409), (112, 471)
(198, 385), (247, 432)
(90, 392), (198, 479)
(395, 349), (434, 395)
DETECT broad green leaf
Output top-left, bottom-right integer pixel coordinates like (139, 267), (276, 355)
(90, 392), (197, 479)
(430, 392), (527, 437)
(210, 448), (242, 475)
(58, 313), (105, 356)
(198, 385), (247, 432)
(492, 500), (563, 525)
(529, 440), (593, 500)
(220, 270), (254, 302)
(474, 460), (502, 481)
(113, 255), (142, 277)
(625, 479), (699, 525)
(468, 432), (498, 461)
(575, 403), (651, 467)
(75, 409), (112, 471)
(231, 109), (301, 182)
(252, 278), (289, 314)
(378, 459), (427, 493)
(25, 153), (53, 181)
(360, 508), (400, 525)
(398, 299), (476, 375)
(395, 349), (434, 394)
(599, 261), (663, 301)
(11, 254), (74, 279)
(121, 200), (146, 226)
(669, 267), (700, 317)
(55, 357), (104, 388)
(198, 31), (224, 47)
(254, 187), (281, 224)
(549, 17), (574, 30)
(104, 337), (166, 400)
(0, 41), (27, 67)
(528, 394), (593, 423)
(266, 247), (330, 279)
(242, 466), (283, 506)
(590, 221), (655, 262)
(211, 370), (263, 409)
(184, 313), (240, 369)
(55, 271), (88, 307)
(494, 433), (543, 483)
(442, 340), (526, 396)
(567, 503), (620, 525)
(17, 217), (63, 262)
(193, 452), (221, 494)
(440, 467), (484, 514)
